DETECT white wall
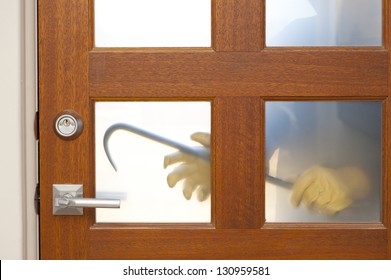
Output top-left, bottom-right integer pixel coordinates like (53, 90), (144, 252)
(0, 0), (37, 259)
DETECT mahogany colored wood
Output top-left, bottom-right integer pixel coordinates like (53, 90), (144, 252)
(89, 50), (387, 98)
(386, 0), (391, 261)
(214, 97), (262, 228)
(386, 98), (391, 260)
(89, 225), (387, 260)
(38, 0), (90, 259)
(214, 0), (263, 51)
(39, 0), (390, 259)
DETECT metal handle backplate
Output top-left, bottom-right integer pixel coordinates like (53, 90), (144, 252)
(53, 184), (120, 215)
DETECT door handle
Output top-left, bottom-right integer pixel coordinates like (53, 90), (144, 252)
(53, 184), (120, 215)
(57, 196), (120, 208)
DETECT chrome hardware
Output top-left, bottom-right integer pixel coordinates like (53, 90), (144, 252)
(53, 184), (120, 215)
(54, 110), (84, 140)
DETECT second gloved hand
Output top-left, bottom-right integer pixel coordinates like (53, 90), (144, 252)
(290, 166), (370, 215)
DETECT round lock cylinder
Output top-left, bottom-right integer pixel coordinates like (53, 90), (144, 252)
(53, 110), (84, 140)
(56, 115), (77, 136)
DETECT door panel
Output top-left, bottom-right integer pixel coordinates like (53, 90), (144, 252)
(39, 0), (391, 259)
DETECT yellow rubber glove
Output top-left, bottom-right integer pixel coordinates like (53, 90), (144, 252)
(164, 132), (210, 202)
(290, 166), (370, 215)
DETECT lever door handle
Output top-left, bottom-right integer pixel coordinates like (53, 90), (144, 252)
(53, 184), (120, 215)
(57, 196), (120, 209)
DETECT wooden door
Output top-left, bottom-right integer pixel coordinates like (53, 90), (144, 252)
(38, 0), (391, 259)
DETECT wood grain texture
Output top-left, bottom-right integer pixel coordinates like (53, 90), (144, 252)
(89, 226), (387, 259)
(39, 0), (90, 259)
(214, 97), (262, 228)
(385, 98), (390, 260)
(39, 0), (390, 259)
(89, 50), (387, 98)
(383, 0), (389, 49)
(214, 0), (263, 51)
(386, 0), (391, 260)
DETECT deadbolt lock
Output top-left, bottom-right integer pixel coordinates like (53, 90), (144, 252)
(54, 110), (84, 140)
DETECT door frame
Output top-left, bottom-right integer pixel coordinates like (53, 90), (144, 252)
(24, 0), (40, 260)
(24, 0), (39, 259)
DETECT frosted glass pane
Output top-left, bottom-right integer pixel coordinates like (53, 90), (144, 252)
(94, 0), (211, 47)
(95, 102), (211, 223)
(265, 102), (381, 222)
(266, 0), (382, 46)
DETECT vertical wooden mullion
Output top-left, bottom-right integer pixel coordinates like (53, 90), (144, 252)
(214, 97), (262, 229)
(214, 0), (263, 51)
(213, 1), (263, 228)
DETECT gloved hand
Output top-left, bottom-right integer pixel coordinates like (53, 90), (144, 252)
(164, 132), (211, 201)
(290, 166), (370, 215)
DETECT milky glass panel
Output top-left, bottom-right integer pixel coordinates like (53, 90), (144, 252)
(95, 102), (211, 223)
(265, 102), (382, 222)
(94, 0), (211, 47)
(266, 0), (382, 46)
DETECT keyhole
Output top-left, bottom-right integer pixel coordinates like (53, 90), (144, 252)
(54, 111), (83, 140)
(62, 118), (71, 127)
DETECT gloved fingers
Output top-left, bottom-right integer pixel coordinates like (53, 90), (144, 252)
(301, 183), (321, 207)
(321, 196), (352, 214)
(290, 169), (317, 207)
(182, 175), (199, 200)
(292, 167), (354, 215)
(191, 132), (210, 147)
(321, 180), (351, 214)
(313, 189), (333, 209)
(196, 184), (211, 202)
(307, 187), (334, 213)
(166, 163), (198, 188)
(164, 151), (196, 169)
(314, 174), (347, 212)
(307, 176), (335, 206)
